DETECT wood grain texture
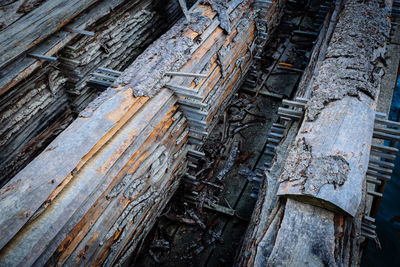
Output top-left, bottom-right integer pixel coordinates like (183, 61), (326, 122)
(277, 0), (392, 217)
(0, 0), (131, 95)
(278, 94), (375, 216)
(267, 199), (336, 267)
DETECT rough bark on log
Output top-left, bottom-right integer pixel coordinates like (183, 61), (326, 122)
(278, 94), (374, 216)
(296, 0), (344, 98)
(0, 0), (187, 188)
(277, 0), (392, 217)
(237, 0), (392, 266)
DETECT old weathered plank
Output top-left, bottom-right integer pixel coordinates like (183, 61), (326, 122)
(267, 199), (336, 266)
(0, 90), (174, 266)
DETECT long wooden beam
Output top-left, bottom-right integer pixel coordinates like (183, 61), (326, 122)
(0, 1), (273, 265)
(277, 0), (391, 217)
(0, 0), (141, 97)
(0, 0), (165, 190)
(0, 0), (101, 70)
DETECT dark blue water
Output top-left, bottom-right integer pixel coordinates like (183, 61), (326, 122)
(363, 77), (400, 266)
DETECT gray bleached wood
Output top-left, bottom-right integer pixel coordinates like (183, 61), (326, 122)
(277, 0), (392, 217)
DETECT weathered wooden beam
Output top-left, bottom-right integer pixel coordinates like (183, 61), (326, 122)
(277, 0), (391, 217)
(0, 0), (131, 97)
(237, 0), (392, 266)
(0, 1), (261, 265)
(0, 0), (200, 189)
(166, 72), (208, 78)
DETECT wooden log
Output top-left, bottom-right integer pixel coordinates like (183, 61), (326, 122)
(278, 94), (375, 216)
(0, 0), (101, 69)
(237, 0), (392, 265)
(277, 0), (391, 217)
(0, 0), (165, 96)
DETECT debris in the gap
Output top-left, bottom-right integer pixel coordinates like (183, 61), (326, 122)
(229, 110), (247, 122)
(277, 65), (304, 73)
(244, 109), (266, 119)
(278, 62), (293, 68)
(196, 190), (207, 213)
(184, 194), (235, 216)
(215, 141), (240, 181)
(196, 153), (222, 191)
(163, 213), (196, 225)
(233, 122), (264, 135)
(148, 249), (160, 263)
(223, 197), (233, 210)
(205, 218), (224, 244)
(222, 110), (229, 142)
(194, 161), (213, 178)
(201, 181), (224, 190)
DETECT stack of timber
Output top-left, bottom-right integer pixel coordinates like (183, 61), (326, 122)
(237, 0), (392, 266)
(0, 0), (285, 265)
(0, 0), (192, 188)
